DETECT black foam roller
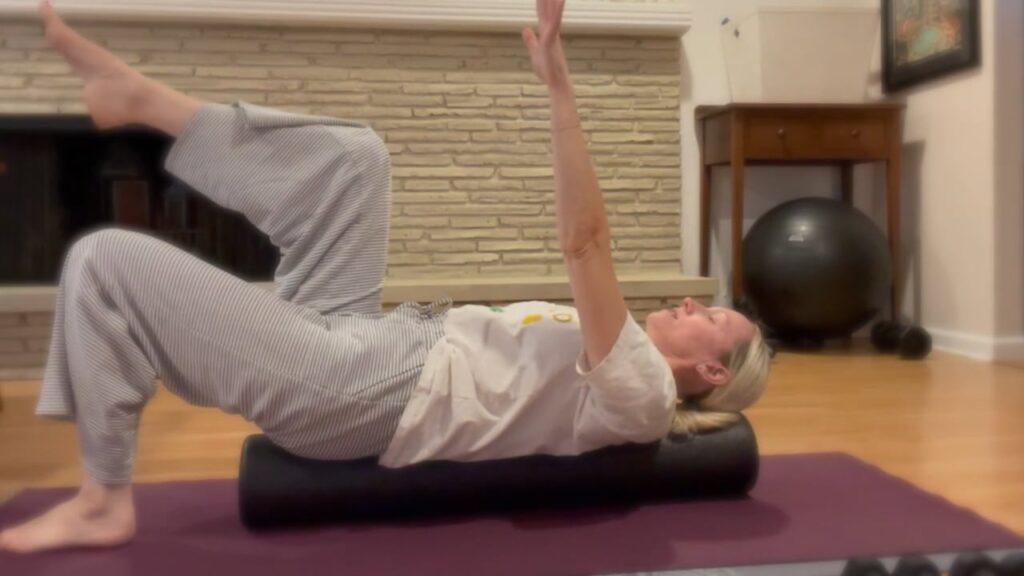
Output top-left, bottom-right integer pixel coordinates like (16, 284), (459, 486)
(1000, 552), (1024, 576)
(238, 415), (760, 530)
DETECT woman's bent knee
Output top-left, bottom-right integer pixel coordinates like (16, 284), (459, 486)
(66, 227), (148, 270)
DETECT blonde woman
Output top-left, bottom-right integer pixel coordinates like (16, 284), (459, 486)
(0, 0), (770, 554)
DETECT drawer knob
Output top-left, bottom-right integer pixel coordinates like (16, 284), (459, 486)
(777, 128), (786, 138)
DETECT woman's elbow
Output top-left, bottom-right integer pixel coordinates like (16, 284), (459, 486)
(560, 228), (611, 261)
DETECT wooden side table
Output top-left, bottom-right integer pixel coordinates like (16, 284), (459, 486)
(696, 103), (906, 320)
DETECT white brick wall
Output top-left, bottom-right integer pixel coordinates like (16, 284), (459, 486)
(0, 19), (683, 371)
(0, 312), (52, 368)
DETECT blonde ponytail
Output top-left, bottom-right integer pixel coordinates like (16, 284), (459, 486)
(671, 324), (772, 436)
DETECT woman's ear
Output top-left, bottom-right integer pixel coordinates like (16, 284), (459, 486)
(695, 361), (730, 387)
(667, 355), (720, 396)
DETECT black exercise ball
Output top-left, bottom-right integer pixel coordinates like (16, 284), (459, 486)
(742, 197), (892, 341)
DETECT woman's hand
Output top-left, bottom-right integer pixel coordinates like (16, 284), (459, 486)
(522, 0), (572, 91)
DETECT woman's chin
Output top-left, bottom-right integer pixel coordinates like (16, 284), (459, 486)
(645, 310), (672, 337)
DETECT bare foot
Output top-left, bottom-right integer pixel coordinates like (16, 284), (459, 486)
(0, 483), (136, 554)
(39, 0), (151, 129)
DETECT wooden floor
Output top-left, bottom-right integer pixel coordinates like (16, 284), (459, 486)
(1, 342), (1023, 536)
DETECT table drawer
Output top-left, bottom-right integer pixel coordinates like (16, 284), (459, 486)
(745, 116), (820, 159)
(820, 118), (887, 158)
(744, 114), (889, 160)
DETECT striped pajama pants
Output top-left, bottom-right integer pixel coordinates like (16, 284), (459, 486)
(35, 102), (450, 485)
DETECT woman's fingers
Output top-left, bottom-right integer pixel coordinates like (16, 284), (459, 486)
(537, 0), (552, 32)
(535, 0), (565, 41)
(39, 0), (55, 24)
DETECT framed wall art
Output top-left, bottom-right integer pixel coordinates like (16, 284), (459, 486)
(882, 0), (980, 92)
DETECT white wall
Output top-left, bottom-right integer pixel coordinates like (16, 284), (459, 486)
(681, 0), (1024, 361)
(898, 3), (996, 338)
(888, 0), (1023, 360)
(993, 0), (1024, 355)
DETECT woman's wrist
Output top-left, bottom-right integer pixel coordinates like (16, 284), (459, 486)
(548, 88), (581, 132)
(547, 76), (574, 97)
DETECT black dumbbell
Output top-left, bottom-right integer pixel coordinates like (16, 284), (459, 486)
(892, 555), (940, 576)
(870, 321), (900, 351)
(842, 557), (890, 576)
(950, 552), (1000, 576)
(871, 321), (933, 360)
(999, 552), (1024, 576)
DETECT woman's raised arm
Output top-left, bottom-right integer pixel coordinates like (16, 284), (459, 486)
(523, 0), (628, 367)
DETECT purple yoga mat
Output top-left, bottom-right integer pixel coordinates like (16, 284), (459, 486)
(2, 452), (1022, 576)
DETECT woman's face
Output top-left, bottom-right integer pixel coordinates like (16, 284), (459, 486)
(645, 297), (754, 386)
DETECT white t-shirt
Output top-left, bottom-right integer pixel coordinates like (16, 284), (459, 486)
(379, 301), (678, 468)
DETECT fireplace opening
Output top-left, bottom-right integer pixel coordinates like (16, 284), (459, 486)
(0, 115), (278, 286)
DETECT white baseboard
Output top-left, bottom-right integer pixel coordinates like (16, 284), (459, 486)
(929, 327), (1024, 362)
(994, 336), (1024, 364)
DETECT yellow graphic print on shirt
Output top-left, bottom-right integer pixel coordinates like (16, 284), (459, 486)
(519, 310), (577, 325)
(522, 313), (543, 325)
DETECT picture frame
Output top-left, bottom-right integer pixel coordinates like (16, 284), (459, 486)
(882, 0), (981, 93)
